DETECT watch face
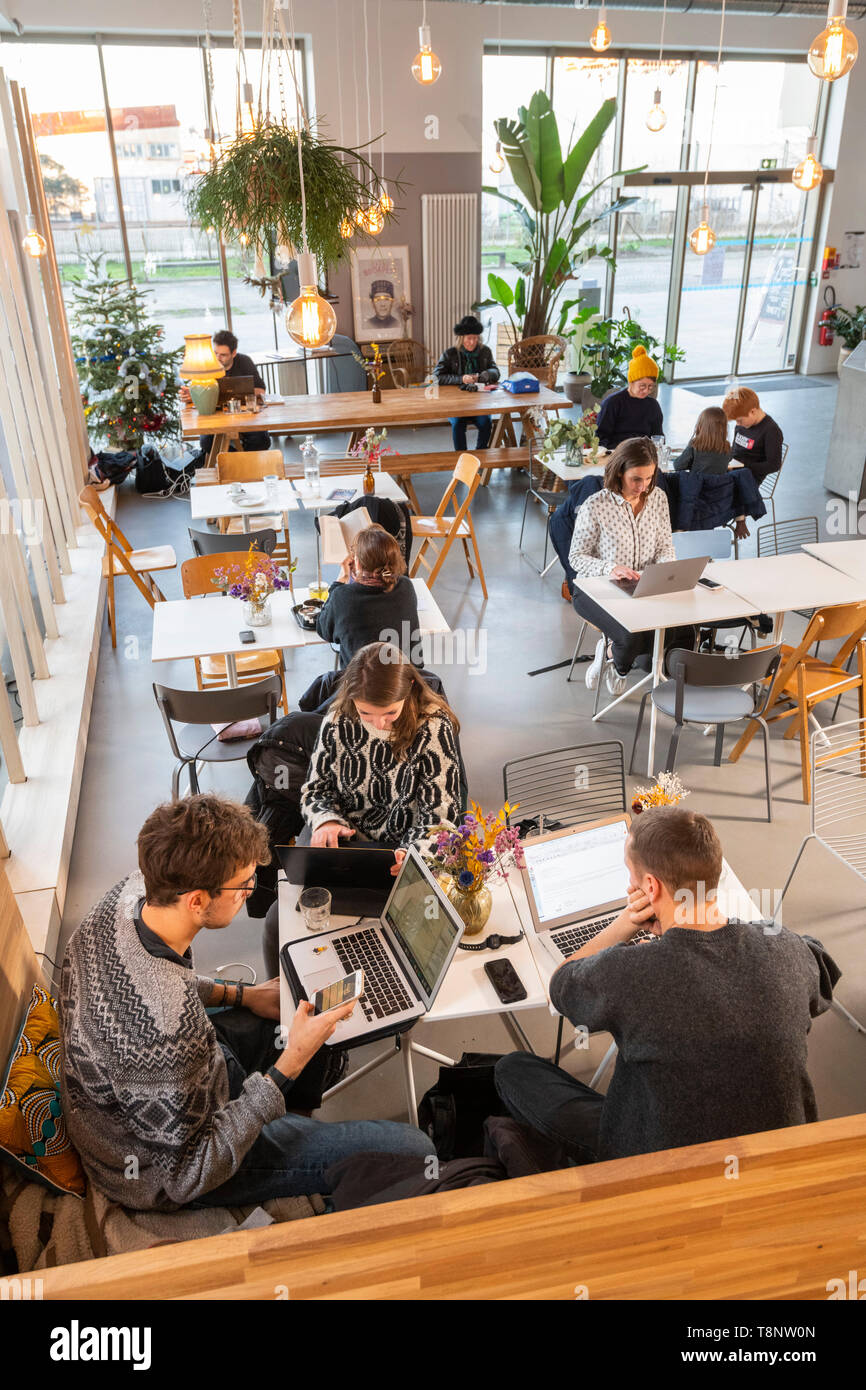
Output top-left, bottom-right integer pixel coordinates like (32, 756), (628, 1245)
(488, 934), (502, 950)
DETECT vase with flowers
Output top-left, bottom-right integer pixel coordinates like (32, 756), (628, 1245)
(349, 426), (397, 495)
(631, 772), (689, 815)
(425, 801), (525, 936)
(213, 545), (296, 627)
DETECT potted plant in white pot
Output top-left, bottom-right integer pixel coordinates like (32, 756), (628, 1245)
(557, 301), (599, 405)
(829, 304), (866, 376)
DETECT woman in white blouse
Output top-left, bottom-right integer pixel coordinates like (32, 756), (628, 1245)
(569, 437), (694, 695)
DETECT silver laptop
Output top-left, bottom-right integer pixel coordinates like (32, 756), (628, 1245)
(612, 554), (709, 598)
(281, 847), (464, 1046)
(520, 816), (654, 965)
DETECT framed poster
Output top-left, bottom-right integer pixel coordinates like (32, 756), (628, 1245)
(351, 244), (411, 343)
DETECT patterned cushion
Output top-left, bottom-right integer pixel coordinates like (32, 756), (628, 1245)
(0, 984), (86, 1196)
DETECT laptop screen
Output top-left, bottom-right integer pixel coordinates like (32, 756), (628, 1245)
(385, 855), (460, 996)
(523, 819), (629, 928)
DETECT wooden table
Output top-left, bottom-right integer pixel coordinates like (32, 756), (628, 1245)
(182, 384), (567, 465)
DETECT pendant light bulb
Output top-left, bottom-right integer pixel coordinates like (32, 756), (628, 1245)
(21, 215), (47, 258)
(646, 89), (667, 133)
(411, 24), (441, 84)
(286, 251), (337, 349)
(362, 204), (385, 235)
(339, 217), (354, 239)
(689, 203), (716, 257)
(489, 140), (505, 174)
(792, 135), (824, 192)
(590, 7), (612, 53)
(379, 188), (394, 214)
(808, 0), (858, 81)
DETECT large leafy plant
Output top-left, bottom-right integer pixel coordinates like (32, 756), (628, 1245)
(829, 304), (866, 351)
(583, 309), (685, 398)
(476, 92), (639, 340)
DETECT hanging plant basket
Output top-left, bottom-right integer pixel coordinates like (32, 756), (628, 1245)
(187, 122), (403, 269)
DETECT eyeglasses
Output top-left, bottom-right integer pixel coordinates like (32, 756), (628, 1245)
(194, 872), (257, 898)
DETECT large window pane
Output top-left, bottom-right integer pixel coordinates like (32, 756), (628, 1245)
(737, 181), (815, 375)
(551, 56), (620, 312)
(689, 61), (818, 172)
(677, 185), (751, 379)
(481, 53), (548, 292)
(622, 59), (689, 173)
(612, 186), (678, 347)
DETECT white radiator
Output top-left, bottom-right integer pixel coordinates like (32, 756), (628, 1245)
(421, 193), (479, 353)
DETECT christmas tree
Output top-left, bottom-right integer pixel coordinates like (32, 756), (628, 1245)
(69, 256), (183, 450)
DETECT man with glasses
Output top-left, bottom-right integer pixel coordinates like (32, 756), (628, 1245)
(59, 794), (431, 1212)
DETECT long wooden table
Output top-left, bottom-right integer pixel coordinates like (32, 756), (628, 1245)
(182, 384), (566, 464)
(28, 1112), (866, 1299)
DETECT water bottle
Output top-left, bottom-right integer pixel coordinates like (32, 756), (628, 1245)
(300, 435), (320, 491)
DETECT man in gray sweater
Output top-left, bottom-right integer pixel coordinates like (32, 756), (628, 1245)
(496, 808), (839, 1164)
(59, 795), (431, 1211)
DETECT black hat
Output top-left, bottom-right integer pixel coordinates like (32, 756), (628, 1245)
(453, 314), (484, 336)
(370, 279), (395, 298)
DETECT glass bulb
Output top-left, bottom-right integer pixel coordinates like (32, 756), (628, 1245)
(339, 217), (354, 238)
(489, 141), (505, 174)
(238, 232), (249, 247)
(354, 208), (366, 226)
(646, 89), (667, 133)
(379, 191), (394, 213)
(286, 285), (337, 349)
(793, 138), (824, 192)
(590, 20), (612, 53)
(22, 228), (47, 258)
(808, 15), (858, 81)
(362, 204), (385, 235)
(689, 206), (716, 257)
(411, 24), (441, 84)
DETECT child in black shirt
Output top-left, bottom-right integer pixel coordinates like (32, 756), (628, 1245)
(722, 387), (784, 485)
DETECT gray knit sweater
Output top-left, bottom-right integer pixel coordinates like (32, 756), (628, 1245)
(59, 872), (285, 1211)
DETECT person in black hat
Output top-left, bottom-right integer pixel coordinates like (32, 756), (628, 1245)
(433, 314), (500, 451)
(367, 279), (398, 328)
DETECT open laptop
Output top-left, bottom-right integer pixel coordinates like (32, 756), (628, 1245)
(278, 844), (396, 917)
(280, 847), (464, 1047)
(217, 374), (255, 406)
(612, 554), (709, 597)
(520, 815), (655, 966)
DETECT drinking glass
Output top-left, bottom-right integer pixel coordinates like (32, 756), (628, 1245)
(263, 474), (279, 504)
(299, 886), (331, 933)
(245, 393), (258, 413)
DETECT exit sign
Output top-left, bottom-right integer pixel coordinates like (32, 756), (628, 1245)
(761, 158), (778, 170)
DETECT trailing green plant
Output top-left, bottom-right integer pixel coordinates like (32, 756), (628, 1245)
(187, 121), (402, 270)
(583, 308), (685, 398)
(474, 91), (641, 340)
(537, 412), (599, 465)
(829, 304), (866, 351)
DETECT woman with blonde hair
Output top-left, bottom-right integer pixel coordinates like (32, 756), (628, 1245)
(301, 643), (463, 857)
(673, 407), (732, 475)
(315, 524), (420, 667)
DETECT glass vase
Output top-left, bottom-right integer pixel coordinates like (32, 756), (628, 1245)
(446, 880), (492, 937)
(242, 595), (272, 627)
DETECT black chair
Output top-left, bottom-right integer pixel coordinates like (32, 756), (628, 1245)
(503, 741), (627, 834)
(154, 676), (282, 798)
(188, 526), (277, 557)
(629, 646), (782, 821)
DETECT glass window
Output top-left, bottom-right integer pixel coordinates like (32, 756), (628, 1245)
(738, 180), (816, 375)
(612, 185), (679, 348)
(689, 61), (818, 172)
(481, 52), (549, 291)
(622, 59), (689, 173)
(551, 57), (620, 315)
(677, 184), (752, 379)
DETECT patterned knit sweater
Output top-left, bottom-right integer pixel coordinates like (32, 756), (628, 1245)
(301, 711), (462, 847)
(58, 872), (285, 1211)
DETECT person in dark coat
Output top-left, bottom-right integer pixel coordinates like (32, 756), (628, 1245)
(595, 345), (664, 450)
(315, 525), (421, 668)
(433, 314), (500, 452)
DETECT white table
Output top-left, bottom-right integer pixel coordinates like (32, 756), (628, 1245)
(190, 474), (408, 532)
(573, 569), (760, 775)
(278, 870), (548, 1120)
(152, 577), (450, 685)
(704, 553), (866, 639)
(803, 539), (866, 583)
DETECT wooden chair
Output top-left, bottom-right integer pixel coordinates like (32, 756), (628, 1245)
(409, 453), (488, 597)
(180, 553), (289, 714)
(383, 338), (432, 389)
(216, 448), (291, 565)
(79, 485), (176, 649)
(507, 334), (567, 389)
(728, 602), (866, 802)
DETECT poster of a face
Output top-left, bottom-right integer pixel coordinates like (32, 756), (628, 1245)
(351, 245), (411, 342)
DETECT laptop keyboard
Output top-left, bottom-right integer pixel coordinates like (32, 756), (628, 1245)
(549, 914), (655, 957)
(332, 927), (413, 1022)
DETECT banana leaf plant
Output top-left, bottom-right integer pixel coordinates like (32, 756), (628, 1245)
(475, 92), (641, 340)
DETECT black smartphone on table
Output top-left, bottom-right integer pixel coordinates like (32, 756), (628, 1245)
(484, 958), (527, 1005)
(239, 629), (256, 643)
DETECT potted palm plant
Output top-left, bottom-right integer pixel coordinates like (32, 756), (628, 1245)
(829, 304), (866, 376)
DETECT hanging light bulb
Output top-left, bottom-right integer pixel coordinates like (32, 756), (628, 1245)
(239, 80), (256, 135)
(808, 0), (858, 81)
(286, 251), (337, 349)
(411, 21), (441, 84)
(379, 188), (394, 214)
(339, 217), (354, 239)
(489, 140), (505, 174)
(646, 88), (667, 133)
(792, 135), (824, 192)
(590, 7), (612, 53)
(21, 215), (47, 258)
(238, 232), (249, 247)
(362, 204), (385, 235)
(689, 203), (716, 256)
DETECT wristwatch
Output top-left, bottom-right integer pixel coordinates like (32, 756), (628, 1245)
(458, 931), (523, 953)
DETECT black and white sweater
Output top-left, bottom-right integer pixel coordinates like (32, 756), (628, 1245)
(300, 711), (462, 847)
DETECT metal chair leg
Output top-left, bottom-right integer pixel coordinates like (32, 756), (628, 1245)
(665, 722), (683, 773)
(518, 490), (530, 552)
(629, 691), (651, 773)
(592, 649), (609, 717)
(757, 716), (773, 822)
(713, 722), (725, 766)
(566, 621), (589, 682)
(773, 833), (815, 922)
(553, 1015), (564, 1066)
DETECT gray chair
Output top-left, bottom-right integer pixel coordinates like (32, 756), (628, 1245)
(756, 514), (818, 559)
(325, 333), (367, 393)
(759, 441), (788, 529)
(503, 741), (626, 832)
(629, 645), (782, 821)
(153, 676), (282, 798)
(189, 527), (277, 557)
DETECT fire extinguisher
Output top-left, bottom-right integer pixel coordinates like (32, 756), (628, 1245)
(818, 286), (835, 347)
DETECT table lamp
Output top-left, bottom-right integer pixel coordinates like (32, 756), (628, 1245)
(179, 334), (225, 415)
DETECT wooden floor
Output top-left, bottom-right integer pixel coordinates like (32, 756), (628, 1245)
(32, 1113), (866, 1300)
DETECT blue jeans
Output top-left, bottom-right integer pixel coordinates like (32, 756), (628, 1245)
(192, 1008), (433, 1205)
(450, 415), (492, 451)
(495, 1053), (604, 1165)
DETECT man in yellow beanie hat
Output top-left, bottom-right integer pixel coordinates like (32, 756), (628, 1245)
(596, 344), (664, 450)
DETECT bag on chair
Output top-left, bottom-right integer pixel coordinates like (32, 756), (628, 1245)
(417, 1053), (511, 1161)
(135, 445), (196, 498)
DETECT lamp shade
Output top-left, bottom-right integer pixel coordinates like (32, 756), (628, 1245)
(179, 334), (225, 380)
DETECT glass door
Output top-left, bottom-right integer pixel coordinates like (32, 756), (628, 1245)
(674, 183), (753, 380)
(736, 179), (816, 375)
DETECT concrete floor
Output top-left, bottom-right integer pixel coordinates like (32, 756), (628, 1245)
(60, 376), (866, 1127)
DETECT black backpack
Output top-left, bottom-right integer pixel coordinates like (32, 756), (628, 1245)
(243, 712), (324, 917)
(417, 1053), (512, 1161)
(135, 444), (198, 498)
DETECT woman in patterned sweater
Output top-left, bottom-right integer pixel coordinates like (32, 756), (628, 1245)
(300, 643), (463, 865)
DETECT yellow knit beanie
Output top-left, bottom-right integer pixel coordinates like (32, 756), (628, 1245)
(627, 345), (659, 383)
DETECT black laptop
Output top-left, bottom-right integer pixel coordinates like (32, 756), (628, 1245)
(276, 844), (397, 917)
(217, 375), (255, 407)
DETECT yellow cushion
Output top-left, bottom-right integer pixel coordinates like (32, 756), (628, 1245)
(0, 984), (86, 1196)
